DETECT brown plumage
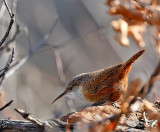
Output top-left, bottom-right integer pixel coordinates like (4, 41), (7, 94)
(52, 50), (145, 104)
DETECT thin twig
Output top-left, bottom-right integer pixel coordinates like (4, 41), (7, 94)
(0, 17), (14, 47)
(0, 100), (14, 111)
(15, 108), (44, 128)
(24, 26), (32, 51)
(0, 0), (14, 47)
(14, 108), (72, 131)
(53, 49), (66, 86)
(0, 68), (5, 73)
(53, 49), (76, 112)
(3, 0), (12, 17)
(5, 18), (59, 78)
(0, 24), (20, 50)
(140, 61), (160, 95)
(0, 48), (14, 85)
(28, 18), (59, 55)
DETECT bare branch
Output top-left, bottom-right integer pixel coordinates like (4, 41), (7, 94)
(0, 0), (14, 47)
(53, 49), (76, 112)
(14, 108), (73, 131)
(5, 18), (59, 78)
(0, 100), (14, 111)
(0, 48), (14, 85)
(23, 26), (32, 51)
(53, 49), (66, 86)
(3, 0), (13, 17)
(0, 118), (73, 131)
(29, 18), (59, 55)
(0, 17), (14, 47)
(0, 120), (43, 131)
(0, 24), (20, 50)
(15, 108), (44, 128)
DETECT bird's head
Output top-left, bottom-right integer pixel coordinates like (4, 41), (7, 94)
(52, 73), (89, 104)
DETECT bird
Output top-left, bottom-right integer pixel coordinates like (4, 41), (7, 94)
(52, 50), (145, 105)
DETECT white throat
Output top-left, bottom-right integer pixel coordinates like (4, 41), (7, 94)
(66, 86), (85, 101)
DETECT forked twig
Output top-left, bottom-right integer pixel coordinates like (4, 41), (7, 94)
(5, 18), (59, 78)
(0, 48), (14, 85)
(14, 108), (72, 131)
(15, 108), (44, 128)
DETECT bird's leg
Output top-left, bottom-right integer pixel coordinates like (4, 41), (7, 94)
(91, 94), (113, 106)
(91, 93), (115, 106)
(91, 98), (108, 106)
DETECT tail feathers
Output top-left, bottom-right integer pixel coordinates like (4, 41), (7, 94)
(124, 50), (145, 68)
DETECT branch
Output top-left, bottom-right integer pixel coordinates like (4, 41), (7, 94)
(0, 48), (14, 85)
(0, 0), (14, 47)
(53, 49), (66, 86)
(14, 108), (73, 131)
(0, 24), (20, 50)
(3, 0), (12, 17)
(0, 120), (43, 132)
(53, 49), (76, 112)
(5, 18), (59, 78)
(15, 109), (44, 128)
(0, 119), (74, 132)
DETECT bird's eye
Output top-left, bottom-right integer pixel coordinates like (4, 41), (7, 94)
(67, 86), (72, 92)
(69, 87), (72, 91)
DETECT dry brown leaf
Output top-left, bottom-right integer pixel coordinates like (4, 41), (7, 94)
(61, 105), (121, 124)
(128, 24), (146, 48)
(60, 99), (160, 131)
(106, 0), (146, 22)
(111, 19), (145, 47)
(153, 30), (160, 59)
(111, 19), (129, 46)
(106, 0), (160, 48)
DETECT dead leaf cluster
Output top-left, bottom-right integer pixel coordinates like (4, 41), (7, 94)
(105, 0), (160, 51)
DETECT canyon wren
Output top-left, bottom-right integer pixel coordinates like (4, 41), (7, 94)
(52, 50), (145, 104)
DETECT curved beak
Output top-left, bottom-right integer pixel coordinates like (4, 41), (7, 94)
(52, 91), (67, 104)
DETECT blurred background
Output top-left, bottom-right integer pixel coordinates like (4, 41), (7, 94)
(0, 0), (159, 120)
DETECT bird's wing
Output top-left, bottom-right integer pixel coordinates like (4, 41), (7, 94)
(90, 64), (121, 93)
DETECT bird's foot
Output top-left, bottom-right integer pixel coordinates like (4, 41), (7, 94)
(91, 102), (103, 106)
